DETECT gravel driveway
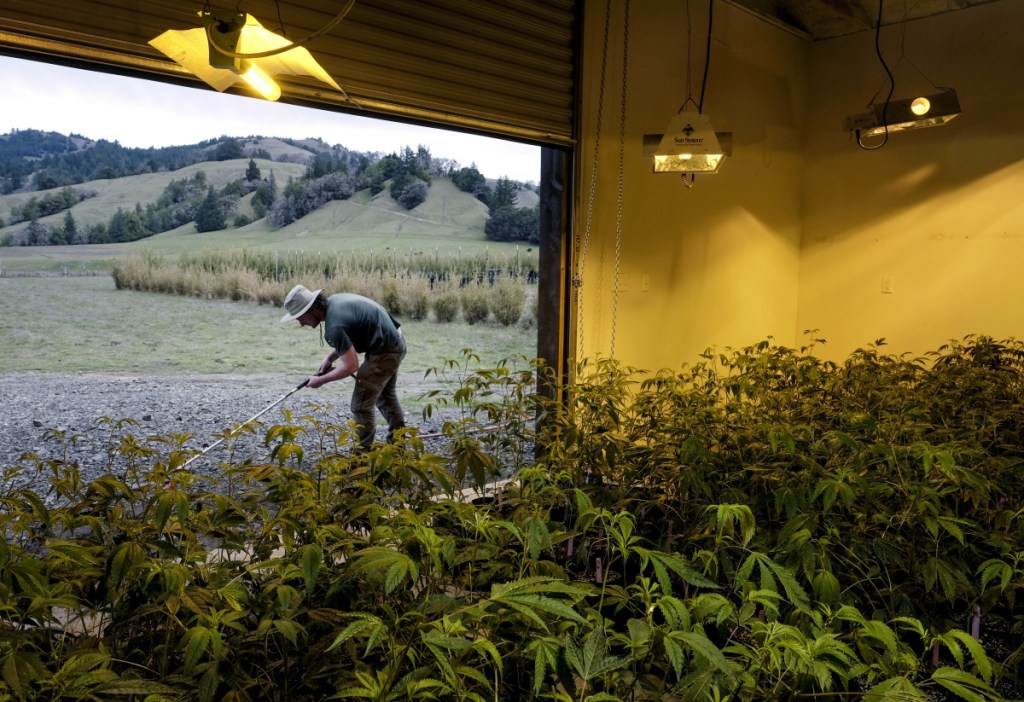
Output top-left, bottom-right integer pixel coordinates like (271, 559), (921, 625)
(1, 371), (465, 499)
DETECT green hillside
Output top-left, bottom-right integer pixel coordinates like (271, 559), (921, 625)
(0, 169), (535, 273)
(109, 178), (498, 256)
(0, 157), (306, 234)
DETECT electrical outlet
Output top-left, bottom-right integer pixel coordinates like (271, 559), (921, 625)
(617, 274), (629, 292)
(641, 274), (650, 292)
(881, 276), (895, 294)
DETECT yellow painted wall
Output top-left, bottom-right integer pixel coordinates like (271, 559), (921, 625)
(798, 1), (1024, 361)
(575, 0), (808, 371)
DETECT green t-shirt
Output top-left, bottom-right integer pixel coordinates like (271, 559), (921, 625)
(324, 293), (402, 355)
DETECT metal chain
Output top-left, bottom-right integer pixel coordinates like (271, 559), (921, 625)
(574, 0), (614, 362)
(609, 0), (629, 360)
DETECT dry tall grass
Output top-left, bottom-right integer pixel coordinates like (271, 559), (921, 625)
(112, 252), (533, 326)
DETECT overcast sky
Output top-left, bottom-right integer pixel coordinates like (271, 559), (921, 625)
(0, 55), (540, 183)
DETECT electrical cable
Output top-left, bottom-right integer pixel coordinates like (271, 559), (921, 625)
(698, 0), (713, 113)
(206, 0), (356, 60)
(857, 0), (894, 150)
(673, 0), (715, 186)
(273, 0), (287, 37)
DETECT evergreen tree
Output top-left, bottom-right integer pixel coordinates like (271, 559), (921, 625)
(213, 137), (244, 161)
(488, 176), (518, 215)
(195, 187), (226, 232)
(221, 179), (247, 197)
(32, 170), (61, 190)
(24, 217), (47, 246)
(245, 158), (262, 182)
(252, 172), (278, 219)
(306, 151), (348, 179)
(451, 164), (485, 193)
(484, 205), (539, 243)
(108, 207), (148, 242)
(414, 145), (432, 174)
(87, 222), (109, 244)
(50, 222), (68, 245)
(381, 153), (403, 180)
(62, 210), (78, 244)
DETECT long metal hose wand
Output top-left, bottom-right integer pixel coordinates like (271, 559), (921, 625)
(178, 378), (309, 472)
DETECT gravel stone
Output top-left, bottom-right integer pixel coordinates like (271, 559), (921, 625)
(0, 371), (461, 488)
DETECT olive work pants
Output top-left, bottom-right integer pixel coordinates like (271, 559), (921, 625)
(350, 337), (407, 452)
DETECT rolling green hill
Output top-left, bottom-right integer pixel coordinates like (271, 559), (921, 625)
(0, 157), (307, 234)
(0, 147), (539, 272)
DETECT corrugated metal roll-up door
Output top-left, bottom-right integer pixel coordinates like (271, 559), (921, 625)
(0, 0), (578, 146)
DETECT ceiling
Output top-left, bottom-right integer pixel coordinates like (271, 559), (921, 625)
(724, 0), (1003, 40)
(0, 0), (577, 145)
(0, 0), (1005, 145)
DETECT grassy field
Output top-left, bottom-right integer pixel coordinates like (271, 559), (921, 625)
(1, 156), (540, 386)
(0, 276), (536, 377)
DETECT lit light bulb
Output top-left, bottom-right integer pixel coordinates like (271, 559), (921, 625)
(679, 153), (693, 160)
(910, 97), (931, 116)
(239, 62), (281, 101)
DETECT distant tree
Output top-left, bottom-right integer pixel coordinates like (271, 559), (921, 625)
(251, 172), (277, 219)
(307, 172), (354, 206)
(9, 197), (39, 225)
(221, 179), (247, 198)
(267, 172), (353, 228)
(488, 176), (518, 215)
(93, 166), (119, 180)
(379, 153), (403, 181)
(414, 145), (432, 174)
(396, 177), (429, 209)
(62, 211), (78, 244)
(306, 151), (348, 179)
(431, 157), (459, 177)
(195, 187), (226, 232)
(8, 187), (81, 225)
(485, 205), (539, 243)
(50, 187), (79, 215)
(23, 217), (48, 246)
(214, 138), (244, 161)
(473, 183), (492, 206)
(158, 172), (207, 208)
(140, 171), (209, 234)
(50, 221), (68, 246)
(32, 170), (61, 190)
(451, 164), (485, 193)
(389, 173), (411, 203)
(0, 171), (24, 194)
(368, 174), (386, 195)
(268, 178), (300, 228)
(108, 206), (148, 242)
(245, 158), (262, 182)
(87, 222), (109, 244)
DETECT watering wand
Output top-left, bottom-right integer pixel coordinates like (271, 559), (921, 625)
(178, 378), (310, 472)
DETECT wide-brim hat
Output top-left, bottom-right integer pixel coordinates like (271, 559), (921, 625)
(280, 284), (323, 323)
